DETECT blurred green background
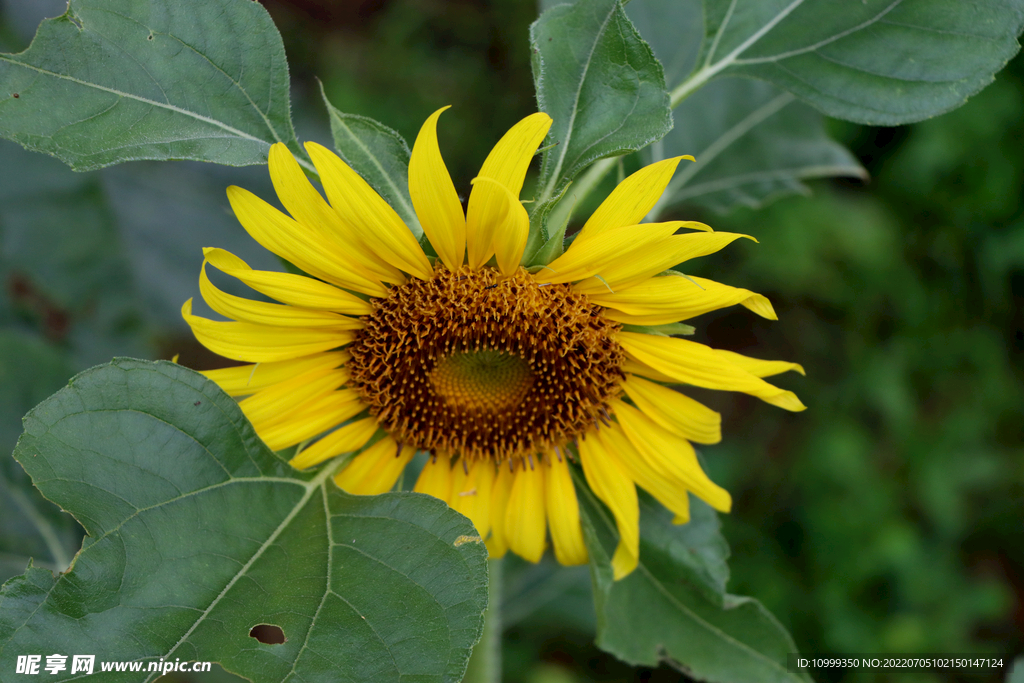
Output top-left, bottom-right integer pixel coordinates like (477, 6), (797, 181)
(0, 1), (1021, 682)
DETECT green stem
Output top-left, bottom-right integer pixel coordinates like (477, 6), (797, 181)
(463, 557), (503, 683)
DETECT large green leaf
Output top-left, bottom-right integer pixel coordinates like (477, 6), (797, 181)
(626, 0), (865, 215)
(530, 0), (672, 212)
(0, 0), (301, 170)
(321, 86), (422, 238)
(0, 360), (488, 682)
(578, 482), (810, 683)
(682, 0), (1024, 125)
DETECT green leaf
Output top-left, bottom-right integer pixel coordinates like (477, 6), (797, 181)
(652, 77), (866, 215)
(502, 558), (595, 635)
(100, 159), (284, 330)
(0, 138), (280, 348)
(0, 331), (81, 584)
(321, 84), (422, 238)
(578, 482), (810, 683)
(625, 0), (865, 215)
(0, 139), (152, 366)
(531, 0), (672, 212)
(680, 0), (1024, 126)
(0, 359), (488, 682)
(0, 0), (301, 170)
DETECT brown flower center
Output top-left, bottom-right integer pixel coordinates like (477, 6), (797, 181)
(346, 265), (625, 464)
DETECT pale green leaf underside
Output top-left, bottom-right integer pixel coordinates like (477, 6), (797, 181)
(578, 481), (810, 683)
(321, 86), (422, 238)
(0, 0), (300, 170)
(651, 77), (866, 215)
(685, 0), (1024, 125)
(626, 0), (865, 214)
(531, 0), (672, 209)
(0, 360), (487, 683)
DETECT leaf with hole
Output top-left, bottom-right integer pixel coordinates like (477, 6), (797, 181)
(0, 0), (301, 170)
(0, 360), (488, 683)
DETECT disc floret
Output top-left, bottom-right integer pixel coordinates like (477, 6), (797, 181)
(347, 265), (625, 465)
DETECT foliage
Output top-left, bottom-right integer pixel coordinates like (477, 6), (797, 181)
(2, 360), (488, 682)
(0, 0), (1021, 681)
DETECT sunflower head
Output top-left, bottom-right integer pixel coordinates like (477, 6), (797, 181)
(186, 107), (804, 578)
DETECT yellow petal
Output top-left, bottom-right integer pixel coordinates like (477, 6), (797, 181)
(613, 400), (731, 513)
(466, 113), (552, 269)
(226, 185), (387, 297)
(485, 461), (516, 558)
(414, 455), (454, 502)
(593, 425), (691, 524)
(201, 351), (347, 397)
(621, 359), (677, 384)
(578, 431), (639, 579)
(239, 365), (347, 426)
(544, 453), (588, 566)
(535, 222), (685, 284)
(621, 375), (721, 444)
(618, 331), (806, 412)
(713, 349), (805, 378)
(267, 143), (403, 284)
(306, 142), (433, 280)
(204, 248), (372, 315)
(409, 106), (466, 271)
(289, 417), (378, 470)
(470, 176), (530, 276)
(589, 274), (776, 325)
(573, 232), (754, 295)
(333, 437), (416, 495)
(182, 299), (353, 363)
(504, 460), (547, 563)
(450, 459), (495, 538)
(577, 157), (691, 241)
(257, 391), (366, 451)
(200, 262), (362, 329)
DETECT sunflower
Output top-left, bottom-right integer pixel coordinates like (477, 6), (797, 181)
(183, 108), (804, 579)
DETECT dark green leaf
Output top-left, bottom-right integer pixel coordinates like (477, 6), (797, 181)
(531, 0), (672, 213)
(685, 0), (1024, 126)
(0, 360), (488, 683)
(0, 0), (301, 170)
(321, 84), (422, 238)
(578, 482), (810, 683)
(0, 331), (81, 584)
(100, 159), (283, 330)
(0, 139), (150, 365)
(0, 138), (279, 349)
(502, 558), (595, 634)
